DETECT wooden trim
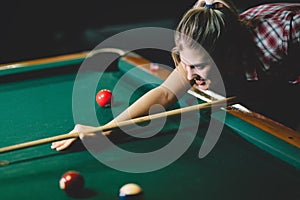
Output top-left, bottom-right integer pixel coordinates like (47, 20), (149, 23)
(122, 56), (171, 80)
(227, 109), (300, 148)
(0, 52), (88, 71)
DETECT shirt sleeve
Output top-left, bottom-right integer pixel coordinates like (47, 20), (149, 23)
(240, 3), (300, 71)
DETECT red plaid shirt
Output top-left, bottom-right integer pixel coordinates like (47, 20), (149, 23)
(240, 3), (300, 79)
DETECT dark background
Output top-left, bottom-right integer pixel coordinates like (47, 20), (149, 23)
(0, 0), (193, 63)
(1, 0), (298, 64)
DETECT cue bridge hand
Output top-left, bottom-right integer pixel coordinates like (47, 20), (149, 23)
(51, 124), (94, 151)
(51, 137), (77, 151)
(51, 124), (109, 152)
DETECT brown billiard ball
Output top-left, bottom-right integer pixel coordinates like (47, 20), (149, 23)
(96, 89), (113, 107)
(59, 171), (84, 194)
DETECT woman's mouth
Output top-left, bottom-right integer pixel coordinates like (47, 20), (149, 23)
(194, 76), (210, 90)
(195, 79), (206, 86)
(194, 77), (206, 86)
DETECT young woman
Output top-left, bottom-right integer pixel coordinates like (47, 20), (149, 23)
(51, 1), (300, 151)
(173, 1), (300, 126)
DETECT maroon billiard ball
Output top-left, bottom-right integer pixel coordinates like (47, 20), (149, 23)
(96, 89), (113, 107)
(59, 171), (85, 194)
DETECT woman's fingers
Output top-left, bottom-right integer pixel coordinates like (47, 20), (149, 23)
(50, 124), (110, 151)
(51, 138), (77, 151)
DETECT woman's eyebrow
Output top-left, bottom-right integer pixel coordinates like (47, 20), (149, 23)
(180, 56), (210, 67)
(192, 62), (209, 68)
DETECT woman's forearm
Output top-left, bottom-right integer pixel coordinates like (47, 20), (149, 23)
(107, 86), (176, 125)
(105, 64), (191, 134)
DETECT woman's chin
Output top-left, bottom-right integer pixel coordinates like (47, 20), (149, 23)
(197, 84), (210, 90)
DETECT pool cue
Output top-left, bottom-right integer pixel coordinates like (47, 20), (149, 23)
(0, 97), (235, 154)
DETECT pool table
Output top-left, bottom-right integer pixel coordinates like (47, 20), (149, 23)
(0, 52), (300, 200)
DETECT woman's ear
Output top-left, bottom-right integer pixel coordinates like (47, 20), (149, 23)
(171, 49), (181, 66)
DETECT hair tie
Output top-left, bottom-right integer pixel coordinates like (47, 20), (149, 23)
(204, 4), (213, 9)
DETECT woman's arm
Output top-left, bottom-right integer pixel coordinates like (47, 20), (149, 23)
(107, 63), (191, 127)
(51, 64), (191, 151)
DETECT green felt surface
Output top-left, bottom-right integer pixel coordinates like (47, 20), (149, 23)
(212, 110), (300, 169)
(0, 61), (300, 200)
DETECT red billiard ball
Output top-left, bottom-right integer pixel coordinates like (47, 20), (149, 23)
(96, 89), (113, 107)
(59, 171), (85, 194)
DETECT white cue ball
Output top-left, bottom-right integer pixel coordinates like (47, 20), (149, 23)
(119, 183), (143, 199)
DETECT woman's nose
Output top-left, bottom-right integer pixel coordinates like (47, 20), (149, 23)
(185, 66), (194, 81)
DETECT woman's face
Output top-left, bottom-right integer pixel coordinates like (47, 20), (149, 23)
(179, 47), (214, 90)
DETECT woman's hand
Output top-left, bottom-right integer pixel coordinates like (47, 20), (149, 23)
(51, 124), (110, 151)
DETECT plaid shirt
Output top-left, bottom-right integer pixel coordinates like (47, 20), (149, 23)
(240, 3), (300, 77)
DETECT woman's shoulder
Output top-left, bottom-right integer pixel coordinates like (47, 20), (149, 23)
(240, 3), (300, 20)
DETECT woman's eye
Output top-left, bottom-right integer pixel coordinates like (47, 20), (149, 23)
(194, 64), (206, 69)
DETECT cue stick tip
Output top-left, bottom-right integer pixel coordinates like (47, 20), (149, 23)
(0, 160), (10, 166)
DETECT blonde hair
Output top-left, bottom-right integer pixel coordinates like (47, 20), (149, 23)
(175, 7), (225, 53)
(173, 2), (260, 77)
